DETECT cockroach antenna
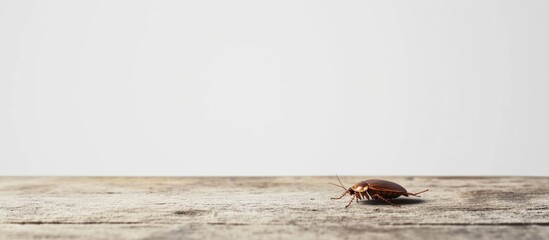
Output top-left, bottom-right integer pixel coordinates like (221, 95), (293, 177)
(335, 175), (346, 189)
(328, 182), (346, 190)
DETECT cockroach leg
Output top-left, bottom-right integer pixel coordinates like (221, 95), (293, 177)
(372, 194), (400, 207)
(365, 192), (371, 200)
(331, 190), (348, 200)
(345, 195), (356, 208)
(362, 186), (370, 200)
(406, 189), (429, 197)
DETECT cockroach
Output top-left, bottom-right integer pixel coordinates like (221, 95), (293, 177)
(330, 176), (429, 208)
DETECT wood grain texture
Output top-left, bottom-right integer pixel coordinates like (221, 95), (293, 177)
(1, 177), (548, 239)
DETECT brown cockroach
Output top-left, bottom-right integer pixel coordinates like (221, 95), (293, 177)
(330, 176), (429, 208)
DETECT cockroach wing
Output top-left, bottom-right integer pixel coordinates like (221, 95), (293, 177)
(363, 179), (407, 193)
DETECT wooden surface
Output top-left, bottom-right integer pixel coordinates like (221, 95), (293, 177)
(1, 176), (548, 239)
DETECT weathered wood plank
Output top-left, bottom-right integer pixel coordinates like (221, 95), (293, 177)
(1, 177), (548, 239)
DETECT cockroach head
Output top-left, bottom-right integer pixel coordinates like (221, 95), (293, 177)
(347, 188), (355, 195)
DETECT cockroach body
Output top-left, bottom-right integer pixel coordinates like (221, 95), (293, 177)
(330, 176), (429, 208)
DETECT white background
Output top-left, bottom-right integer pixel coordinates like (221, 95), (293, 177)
(1, 0), (548, 176)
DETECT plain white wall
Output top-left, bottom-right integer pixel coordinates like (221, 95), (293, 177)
(1, 0), (548, 176)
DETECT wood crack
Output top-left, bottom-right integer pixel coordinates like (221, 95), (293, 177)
(8, 221), (143, 225)
(391, 222), (549, 226)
